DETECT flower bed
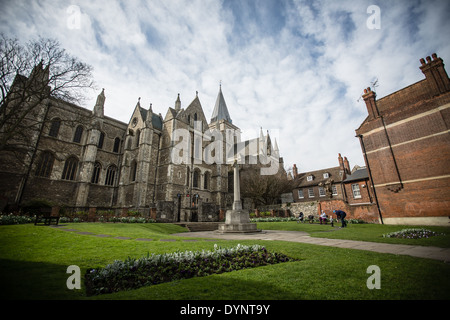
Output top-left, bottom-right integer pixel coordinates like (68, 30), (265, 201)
(250, 217), (297, 222)
(382, 228), (444, 239)
(85, 244), (297, 296)
(0, 214), (33, 225)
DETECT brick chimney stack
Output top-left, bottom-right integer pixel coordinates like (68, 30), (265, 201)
(420, 53), (450, 96)
(343, 156), (350, 174)
(362, 87), (379, 120)
(338, 153), (344, 170)
(293, 164), (298, 178)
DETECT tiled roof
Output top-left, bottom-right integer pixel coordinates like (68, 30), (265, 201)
(295, 166), (343, 188)
(210, 86), (232, 123)
(343, 168), (369, 182)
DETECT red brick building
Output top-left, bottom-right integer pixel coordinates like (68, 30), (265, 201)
(291, 154), (378, 222)
(356, 53), (450, 226)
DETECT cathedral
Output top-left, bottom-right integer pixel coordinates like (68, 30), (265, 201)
(0, 63), (281, 222)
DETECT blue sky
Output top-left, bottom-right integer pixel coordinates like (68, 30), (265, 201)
(1, 0), (449, 173)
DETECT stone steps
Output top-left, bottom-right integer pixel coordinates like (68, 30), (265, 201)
(176, 222), (220, 232)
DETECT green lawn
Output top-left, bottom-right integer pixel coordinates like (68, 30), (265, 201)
(0, 222), (449, 301)
(257, 221), (450, 247)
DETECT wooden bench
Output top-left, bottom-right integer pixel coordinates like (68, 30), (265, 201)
(34, 208), (60, 226)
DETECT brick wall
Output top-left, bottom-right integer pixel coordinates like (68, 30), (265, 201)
(356, 54), (450, 225)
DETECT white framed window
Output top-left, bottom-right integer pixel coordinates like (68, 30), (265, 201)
(298, 189), (304, 199)
(308, 188), (314, 198)
(352, 183), (361, 199)
(319, 187), (326, 197)
(323, 172), (329, 179)
(307, 175), (313, 181)
(332, 185), (338, 195)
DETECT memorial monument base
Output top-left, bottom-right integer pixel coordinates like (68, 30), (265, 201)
(217, 209), (261, 233)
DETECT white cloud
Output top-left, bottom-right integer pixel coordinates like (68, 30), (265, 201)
(1, 0), (449, 173)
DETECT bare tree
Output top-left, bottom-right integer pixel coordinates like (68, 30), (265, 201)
(0, 34), (95, 156)
(240, 166), (294, 207)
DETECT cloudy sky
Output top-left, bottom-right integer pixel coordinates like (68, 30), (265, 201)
(1, 0), (449, 173)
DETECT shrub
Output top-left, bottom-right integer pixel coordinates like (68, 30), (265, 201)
(126, 210), (142, 217)
(0, 214), (33, 225)
(118, 217), (156, 223)
(20, 199), (53, 216)
(74, 211), (89, 222)
(59, 217), (71, 223)
(85, 244), (297, 296)
(250, 217), (296, 222)
(348, 219), (367, 224)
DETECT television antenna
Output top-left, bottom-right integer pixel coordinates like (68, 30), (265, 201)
(357, 77), (379, 102)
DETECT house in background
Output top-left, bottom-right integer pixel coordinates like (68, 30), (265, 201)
(290, 154), (378, 222)
(356, 53), (450, 226)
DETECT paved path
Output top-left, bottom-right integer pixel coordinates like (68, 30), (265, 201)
(171, 230), (450, 262)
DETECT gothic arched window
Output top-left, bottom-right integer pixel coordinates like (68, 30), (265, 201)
(105, 165), (117, 186)
(91, 162), (102, 184)
(193, 169), (200, 188)
(98, 132), (105, 149)
(48, 118), (61, 137)
(61, 156), (78, 181)
(73, 125), (83, 143)
(35, 151), (54, 178)
(135, 130), (141, 148)
(130, 160), (137, 182)
(186, 167), (190, 186)
(204, 171), (210, 190)
(113, 137), (121, 153)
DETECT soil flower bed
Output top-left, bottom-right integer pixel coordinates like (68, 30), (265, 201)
(382, 228), (445, 239)
(85, 244), (297, 296)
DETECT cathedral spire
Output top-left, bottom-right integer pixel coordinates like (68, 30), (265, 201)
(175, 93), (181, 111)
(210, 83), (232, 123)
(93, 88), (105, 117)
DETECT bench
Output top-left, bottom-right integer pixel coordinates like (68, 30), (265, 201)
(34, 208), (60, 226)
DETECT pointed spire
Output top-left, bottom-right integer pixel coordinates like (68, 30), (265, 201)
(211, 84), (232, 123)
(93, 88), (105, 117)
(29, 60), (50, 85)
(273, 138), (279, 157)
(259, 127), (266, 155)
(266, 130), (272, 155)
(145, 102), (153, 128)
(175, 93), (181, 111)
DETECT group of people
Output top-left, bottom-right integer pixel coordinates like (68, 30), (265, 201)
(297, 210), (347, 228)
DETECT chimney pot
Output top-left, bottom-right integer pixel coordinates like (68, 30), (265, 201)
(420, 58), (426, 65)
(420, 53), (450, 96)
(362, 85), (379, 119)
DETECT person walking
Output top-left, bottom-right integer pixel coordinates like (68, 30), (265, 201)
(333, 210), (347, 228)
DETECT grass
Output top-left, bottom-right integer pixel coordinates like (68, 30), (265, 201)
(257, 221), (450, 247)
(0, 222), (449, 301)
